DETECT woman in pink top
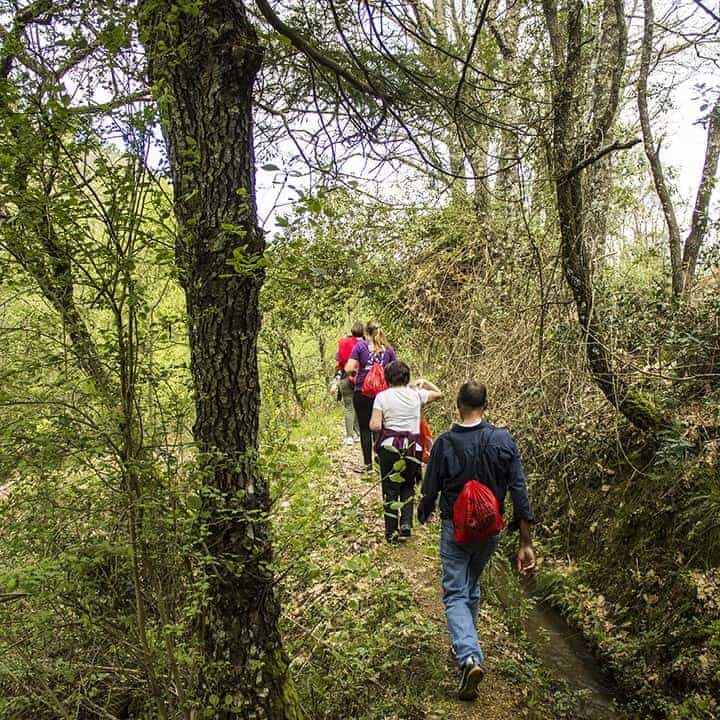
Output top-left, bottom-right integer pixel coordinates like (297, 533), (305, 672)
(335, 322), (364, 445)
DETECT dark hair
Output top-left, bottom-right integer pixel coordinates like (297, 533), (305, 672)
(350, 321), (364, 337)
(457, 380), (487, 411)
(384, 360), (410, 387)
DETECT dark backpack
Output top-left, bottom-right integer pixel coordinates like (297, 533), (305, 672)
(447, 431), (503, 544)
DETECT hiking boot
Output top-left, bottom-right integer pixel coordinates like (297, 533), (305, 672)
(457, 656), (484, 701)
(343, 436), (354, 446)
(399, 525), (412, 540)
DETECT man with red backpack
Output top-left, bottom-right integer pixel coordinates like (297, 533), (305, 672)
(417, 380), (536, 701)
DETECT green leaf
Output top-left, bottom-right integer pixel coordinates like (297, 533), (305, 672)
(306, 197), (322, 214)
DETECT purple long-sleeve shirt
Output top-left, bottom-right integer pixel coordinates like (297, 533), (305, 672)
(349, 340), (397, 392)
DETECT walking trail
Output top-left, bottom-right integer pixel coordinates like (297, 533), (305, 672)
(330, 441), (556, 720)
(282, 411), (621, 720)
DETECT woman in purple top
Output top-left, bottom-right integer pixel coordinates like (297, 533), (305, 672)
(344, 321), (397, 471)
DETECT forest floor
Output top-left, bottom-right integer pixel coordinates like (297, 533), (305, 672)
(279, 407), (617, 720)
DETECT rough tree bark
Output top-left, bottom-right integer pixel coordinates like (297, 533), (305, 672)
(637, 0), (720, 299)
(138, 2), (302, 718)
(542, 0), (664, 431)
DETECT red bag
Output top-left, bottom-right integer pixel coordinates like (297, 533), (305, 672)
(361, 362), (387, 398)
(448, 431), (503, 544)
(419, 417), (432, 464)
(453, 480), (503, 544)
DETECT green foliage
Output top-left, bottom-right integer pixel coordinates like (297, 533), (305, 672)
(266, 407), (442, 720)
(260, 180), (720, 719)
(531, 421), (720, 718)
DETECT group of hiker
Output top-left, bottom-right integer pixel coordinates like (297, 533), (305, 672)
(333, 321), (536, 702)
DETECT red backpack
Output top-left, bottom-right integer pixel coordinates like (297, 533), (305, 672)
(448, 432), (503, 544)
(360, 351), (388, 398)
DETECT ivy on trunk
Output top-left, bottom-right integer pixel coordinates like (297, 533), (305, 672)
(138, 1), (302, 717)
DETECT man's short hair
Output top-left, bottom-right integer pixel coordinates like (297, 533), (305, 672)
(384, 360), (410, 387)
(457, 380), (487, 410)
(351, 321), (364, 337)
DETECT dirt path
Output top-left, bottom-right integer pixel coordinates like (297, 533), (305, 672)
(393, 531), (533, 720)
(333, 442), (546, 720)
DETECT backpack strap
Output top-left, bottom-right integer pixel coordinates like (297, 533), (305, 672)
(446, 427), (495, 484)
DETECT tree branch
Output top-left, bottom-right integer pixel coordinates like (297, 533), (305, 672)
(563, 137), (640, 180)
(253, 0), (391, 101)
(692, 0), (720, 23)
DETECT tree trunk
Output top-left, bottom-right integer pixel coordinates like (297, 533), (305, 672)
(638, 0), (683, 296)
(468, 138), (490, 221)
(493, 0), (521, 221)
(682, 95), (720, 294)
(448, 129), (468, 201)
(138, 2), (302, 718)
(638, 0), (720, 299)
(543, 0), (666, 432)
(556, 173), (662, 430)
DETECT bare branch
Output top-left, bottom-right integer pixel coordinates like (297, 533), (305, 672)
(563, 137), (641, 180)
(253, 0), (391, 101)
(692, 0), (720, 23)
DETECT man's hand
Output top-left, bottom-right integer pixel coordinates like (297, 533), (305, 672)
(516, 544), (536, 575)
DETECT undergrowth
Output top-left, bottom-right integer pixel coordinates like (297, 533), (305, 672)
(268, 404), (443, 719)
(531, 419), (720, 719)
(269, 401), (628, 720)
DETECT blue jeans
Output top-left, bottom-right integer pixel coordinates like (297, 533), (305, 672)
(440, 519), (500, 667)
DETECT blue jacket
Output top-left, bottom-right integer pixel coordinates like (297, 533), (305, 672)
(418, 420), (535, 531)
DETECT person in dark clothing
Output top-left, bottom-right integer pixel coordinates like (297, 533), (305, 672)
(344, 321), (397, 471)
(369, 361), (442, 542)
(417, 380), (536, 701)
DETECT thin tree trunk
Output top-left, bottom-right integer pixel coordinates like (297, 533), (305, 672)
(637, 0), (683, 296)
(138, 2), (302, 718)
(638, 0), (720, 298)
(683, 95), (720, 294)
(448, 130), (468, 201)
(468, 137), (490, 220)
(493, 0), (521, 217)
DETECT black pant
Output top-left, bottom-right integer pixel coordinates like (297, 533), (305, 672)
(378, 446), (420, 540)
(353, 392), (375, 466)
